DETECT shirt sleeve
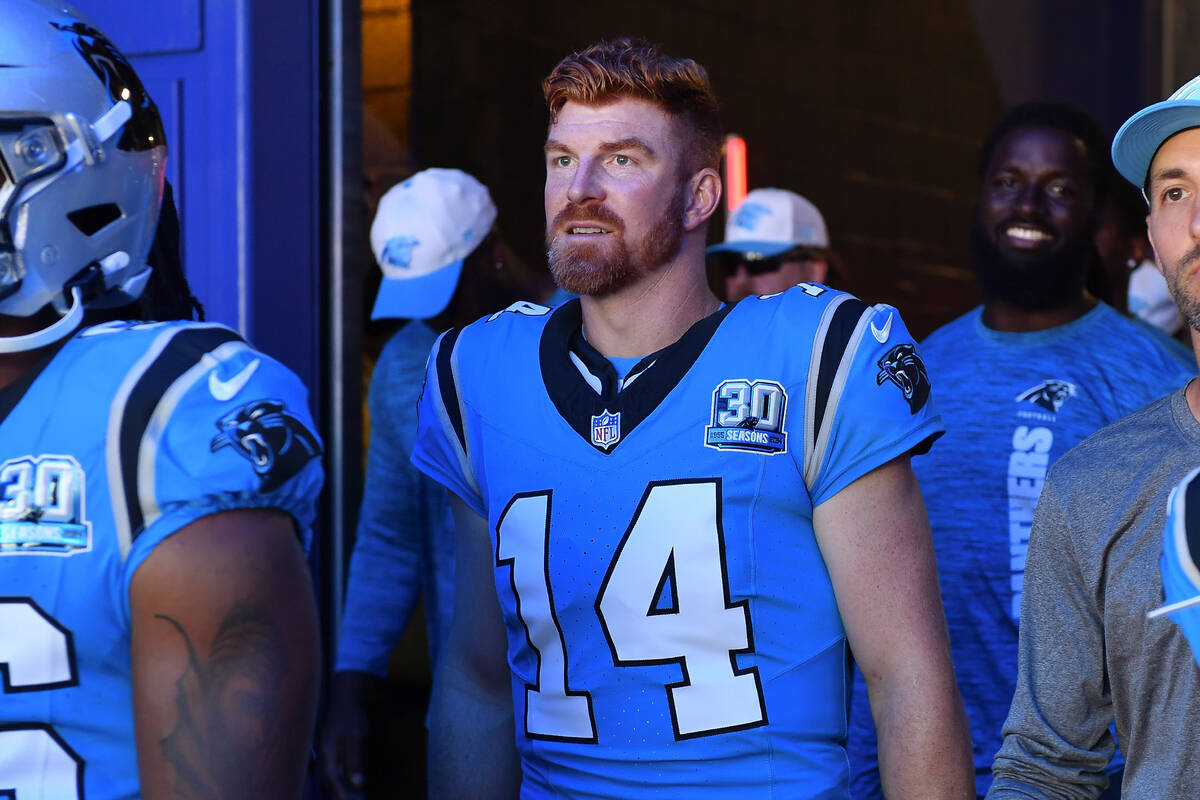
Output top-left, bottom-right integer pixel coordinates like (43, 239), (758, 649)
(337, 331), (450, 676)
(118, 332), (323, 622)
(799, 299), (945, 506)
(411, 327), (485, 516)
(987, 477), (1116, 799)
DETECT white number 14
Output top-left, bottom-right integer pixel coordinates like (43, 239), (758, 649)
(495, 479), (767, 742)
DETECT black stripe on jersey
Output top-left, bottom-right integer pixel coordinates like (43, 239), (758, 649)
(433, 327), (467, 454)
(811, 298), (870, 446)
(540, 299), (735, 454)
(118, 326), (242, 542)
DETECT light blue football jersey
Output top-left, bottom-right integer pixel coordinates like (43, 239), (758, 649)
(0, 320), (323, 800)
(1159, 466), (1200, 666)
(412, 289), (944, 799)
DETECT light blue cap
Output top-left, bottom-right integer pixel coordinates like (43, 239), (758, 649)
(1112, 74), (1200, 189)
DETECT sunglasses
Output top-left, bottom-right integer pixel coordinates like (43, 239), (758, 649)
(710, 247), (826, 276)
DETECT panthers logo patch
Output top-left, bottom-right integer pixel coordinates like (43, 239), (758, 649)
(876, 343), (931, 414)
(1016, 380), (1076, 413)
(210, 399), (321, 492)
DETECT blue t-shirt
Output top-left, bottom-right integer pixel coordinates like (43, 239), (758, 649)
(0, 319), (323, 800)
(847, 302), (1194, 799)
(412, 288), (943, 799)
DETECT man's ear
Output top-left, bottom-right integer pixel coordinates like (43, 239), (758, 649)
(682, 167), (722, 232)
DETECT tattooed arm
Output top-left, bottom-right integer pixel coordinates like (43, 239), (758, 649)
(129, 508), (321, 800)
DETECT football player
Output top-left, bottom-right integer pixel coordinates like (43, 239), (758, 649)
(412, 38), (973, 798)
(0, 2), (323, 798)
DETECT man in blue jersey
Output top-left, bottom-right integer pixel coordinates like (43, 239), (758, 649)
(847, 103), (1195, 799)
(410, 37), (972, 799)
(986, 74), (1200, 799)
(0, 2), (323, 798)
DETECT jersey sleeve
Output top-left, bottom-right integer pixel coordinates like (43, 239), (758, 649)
(116, 325), (323, 616)
(411, 327), (486, 516)
(795, 297), (945, 507)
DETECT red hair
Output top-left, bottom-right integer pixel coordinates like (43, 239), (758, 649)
(543, 38), (723, 174)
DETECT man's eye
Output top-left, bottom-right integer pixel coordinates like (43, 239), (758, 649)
(1047, 183), (1073, 198)
(1165, 187), (1187, 203)
(613, 154), (631, 166)
(554, 156), (572, 168)
(992, 175), (1016, 190)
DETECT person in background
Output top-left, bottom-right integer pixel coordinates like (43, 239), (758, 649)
(706, 187), (845, 301)
(847, 101), (1194, 800)
(1093, 173), (1190, 360)
(319, 167), (561, 799)
(985, 75), (1200, 798)
(0, 2), (324, 797)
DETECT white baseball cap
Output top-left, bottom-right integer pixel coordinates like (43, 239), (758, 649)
(707, 188), (829, 259)
(370, 168), (498, 320)
(1112, 74), (1200, 190)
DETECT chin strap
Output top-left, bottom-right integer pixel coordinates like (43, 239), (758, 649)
(0, 285), (84, 353)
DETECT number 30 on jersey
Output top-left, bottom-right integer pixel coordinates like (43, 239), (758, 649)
(495, 479), (768, 742)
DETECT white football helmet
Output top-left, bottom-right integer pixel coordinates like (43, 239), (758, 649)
(0, 0), (166, 352)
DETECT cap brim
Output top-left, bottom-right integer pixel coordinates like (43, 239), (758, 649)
(1112, 100), (1200, 188)
(371, 258), (464, 320)
(705, 240), (797, 259)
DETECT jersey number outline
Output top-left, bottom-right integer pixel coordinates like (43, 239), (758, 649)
(0, 598), (84, 799)
(495, 479), (767, 743)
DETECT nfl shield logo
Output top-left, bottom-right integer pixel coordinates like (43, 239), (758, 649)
(591, 409), (621, 450)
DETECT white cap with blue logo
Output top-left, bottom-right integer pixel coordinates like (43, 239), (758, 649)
(1112, 74), (1200, 190)
(369, 168), (497, 320)
(706, 188), (829, 259)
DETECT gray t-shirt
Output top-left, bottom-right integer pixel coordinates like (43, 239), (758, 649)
(988, 384), (1200, 799)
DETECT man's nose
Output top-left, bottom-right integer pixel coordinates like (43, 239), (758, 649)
(567, 158), (605, 205)
(1015, 183), (1043, 217)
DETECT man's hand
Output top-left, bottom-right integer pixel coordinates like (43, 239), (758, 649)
(319, 670), (384, 800)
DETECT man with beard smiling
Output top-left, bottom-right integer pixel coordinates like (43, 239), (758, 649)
(409, 37), (973, 799)
(847, 102), (1193, 800)
(985, 74), (1200, 799)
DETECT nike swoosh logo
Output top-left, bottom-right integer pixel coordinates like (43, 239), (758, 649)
(209, 358), (261, 401)
(870, 311), (893, 343)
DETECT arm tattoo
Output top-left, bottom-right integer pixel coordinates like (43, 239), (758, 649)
(155, 605), (310, 799)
